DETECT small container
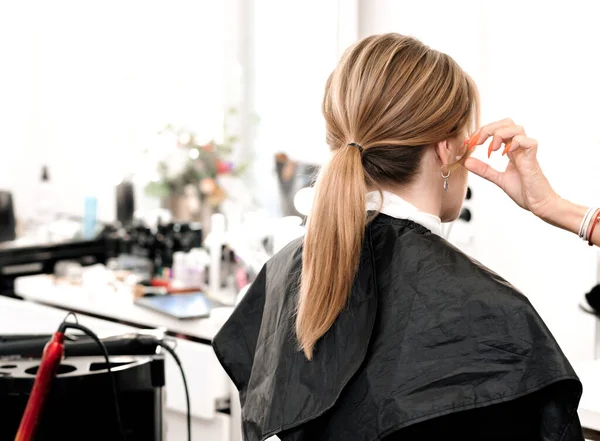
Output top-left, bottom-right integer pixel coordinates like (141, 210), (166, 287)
(83, 196), (97, 240)
(186, 248), (209, 289)
(207, 214), (226, 295)
(172, 251), (186, 284)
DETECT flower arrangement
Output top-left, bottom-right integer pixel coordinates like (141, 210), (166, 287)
(145, 123), (249, 208)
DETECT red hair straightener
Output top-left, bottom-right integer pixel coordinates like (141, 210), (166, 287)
(13, 328), (65, 441)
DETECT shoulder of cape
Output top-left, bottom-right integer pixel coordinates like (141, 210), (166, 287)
(370, 218), (531, 305)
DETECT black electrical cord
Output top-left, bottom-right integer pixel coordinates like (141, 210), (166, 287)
(62, 312), (79, 325)
(57, 313), (191, 441)
(156, 340), (191, 441)
(58, 318), (126, 441)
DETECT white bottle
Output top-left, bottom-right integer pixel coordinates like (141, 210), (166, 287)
(172, 251), (186, 286)
(186, 248), (209, 289)
(206, 213), (226, 296)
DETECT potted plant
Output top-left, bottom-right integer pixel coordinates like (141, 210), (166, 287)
(145, 123), (249, 223)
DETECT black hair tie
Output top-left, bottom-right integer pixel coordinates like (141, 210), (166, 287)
(347, 142), (364, 153)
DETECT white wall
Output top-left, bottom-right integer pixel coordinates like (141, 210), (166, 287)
(0, 1), (227, 223)
(357, 0), (600, 362)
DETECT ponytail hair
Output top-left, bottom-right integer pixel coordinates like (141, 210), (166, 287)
(296, 33), (480, 359)
(296, 144), (367, 359)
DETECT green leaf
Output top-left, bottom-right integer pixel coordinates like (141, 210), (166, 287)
(232, 161), (250, 176)
(145, 181), (171, 198)
(216, 145), (233, 155)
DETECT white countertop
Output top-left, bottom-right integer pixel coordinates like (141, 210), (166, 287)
(14, 274), (234, 343)
(0, 295), (135, 336)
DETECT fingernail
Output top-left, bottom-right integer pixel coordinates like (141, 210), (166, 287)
(488, 144), (493, 158)
(468, 134), (478, 150)
(502, 142), (512, 156)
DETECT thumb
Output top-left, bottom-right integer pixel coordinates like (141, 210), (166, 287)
(464, 157), (502, 187)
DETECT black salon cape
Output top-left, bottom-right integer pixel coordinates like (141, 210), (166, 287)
(213, 215), (583, 441)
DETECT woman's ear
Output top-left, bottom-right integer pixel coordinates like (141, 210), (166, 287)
(434, 140), (452, 167)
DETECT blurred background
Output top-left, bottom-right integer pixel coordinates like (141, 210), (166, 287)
(2, 1), (600, 439)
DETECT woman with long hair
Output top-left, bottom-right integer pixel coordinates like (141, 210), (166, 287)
(213, 34), (583, 440)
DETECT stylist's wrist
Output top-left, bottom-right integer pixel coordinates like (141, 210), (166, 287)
(538, 197), (587, 235)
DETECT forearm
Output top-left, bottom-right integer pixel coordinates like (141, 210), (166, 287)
(542, 198), (600, 246)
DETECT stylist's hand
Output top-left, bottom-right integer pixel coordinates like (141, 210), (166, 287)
(464, 118), (559, 219)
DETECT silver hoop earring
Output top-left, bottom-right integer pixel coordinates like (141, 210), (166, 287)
(441, 169), (451, 192)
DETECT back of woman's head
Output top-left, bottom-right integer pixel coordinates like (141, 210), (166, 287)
(296, 33), (480, 359)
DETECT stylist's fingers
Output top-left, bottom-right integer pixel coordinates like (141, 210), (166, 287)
(464, 157), (503, 188)
(503, 134), (538, 156)
(467, 118), (514, 149)
(487, 125), (526, 158)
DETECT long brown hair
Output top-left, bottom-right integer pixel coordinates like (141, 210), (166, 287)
(296, 33), (480, 359)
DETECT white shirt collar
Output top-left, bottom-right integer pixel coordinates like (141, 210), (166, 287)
(366, 190), (442, 237)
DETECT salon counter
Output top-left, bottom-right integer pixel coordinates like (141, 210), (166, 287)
(14, 274), (231, 344)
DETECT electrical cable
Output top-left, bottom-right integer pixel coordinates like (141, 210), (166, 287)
(58, 319), (126, 441)
(62, 311), (79, 325)
(156, 340), (191, 441)
(58, 313), (190, 441)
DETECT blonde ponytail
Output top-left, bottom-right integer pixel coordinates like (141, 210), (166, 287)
(296, 144), (366, 359)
